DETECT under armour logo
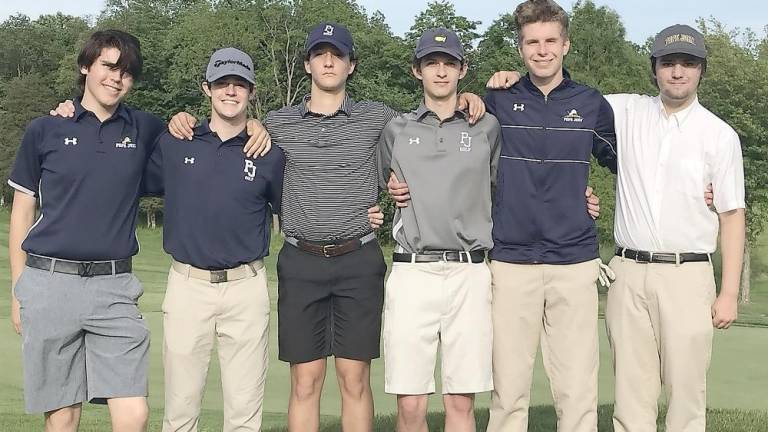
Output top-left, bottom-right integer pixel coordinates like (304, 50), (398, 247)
(459, 132), (472, 152)
(64, 137), (78, 146)
(244, 160), (257, 181)
(512, 104), (525, 112)
(323, 25), (334, 36)
(409, 137), (420, 145)
(184, 157), (195, 164)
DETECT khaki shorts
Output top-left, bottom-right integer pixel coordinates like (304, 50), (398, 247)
(383, 261), (493, 395)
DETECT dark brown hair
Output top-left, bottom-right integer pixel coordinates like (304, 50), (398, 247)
(513, 0), (569, 42)
(76, 30), (143, 94)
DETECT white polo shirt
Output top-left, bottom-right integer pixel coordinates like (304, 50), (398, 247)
(606, 94), (745, 254)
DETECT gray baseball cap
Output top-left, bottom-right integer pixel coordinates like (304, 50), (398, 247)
(651, 24), (707, 59)
(415, 28), (465, 62)
(206, 47), (255, 84)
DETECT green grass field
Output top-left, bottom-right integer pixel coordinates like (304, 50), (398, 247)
(0, 209), (766, 430)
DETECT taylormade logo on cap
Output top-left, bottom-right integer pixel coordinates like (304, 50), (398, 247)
(213, 59), (252, 71)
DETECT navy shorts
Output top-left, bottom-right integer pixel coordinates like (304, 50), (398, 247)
(277, 241), (386, 363)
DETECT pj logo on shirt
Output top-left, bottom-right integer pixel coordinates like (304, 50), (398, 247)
(244, 160), (257, 181)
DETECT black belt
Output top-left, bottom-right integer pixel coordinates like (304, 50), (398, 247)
(393, 250), (486, 263)
(616, 247), (710, 264)
(26, 254), (132, 277)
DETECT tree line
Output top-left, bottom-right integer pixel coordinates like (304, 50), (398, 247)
(0, 0), (766, 299)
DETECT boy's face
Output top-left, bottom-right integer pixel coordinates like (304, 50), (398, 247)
(203, 76), (253, 120)
(518, 21), (570, 82)
(654, 53), (703, 105)
(80, 47), (134, 108)
(412, 53), (467, 100)
(304, 43), (355, 92)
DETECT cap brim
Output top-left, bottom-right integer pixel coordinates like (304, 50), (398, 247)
(306, 38), (353, 56)
(651, 46), (707, 59)
(206, 71), (256, 85)
(415, 46), (464, 61)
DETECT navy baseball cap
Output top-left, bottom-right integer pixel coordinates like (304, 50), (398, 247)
(415, 28), (465, 62)
(206, 47), (255, 84)
(305, 22), (355, 57)
(651, 24), (707, 59)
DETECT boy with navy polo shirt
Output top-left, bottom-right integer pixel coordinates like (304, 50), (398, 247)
(8, 30), (163, 432)
(143, 47), (284, 432)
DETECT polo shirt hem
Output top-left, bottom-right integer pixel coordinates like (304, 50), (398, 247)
(489, 248), (599, 265)
(7, 179), (36, 197)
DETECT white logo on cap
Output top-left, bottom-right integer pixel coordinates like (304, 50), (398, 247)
(323, 25), (335, 36)
(244, 160), (257, 181)
(513, 104), (525, 112)
(64, 137), (78, 146)
(459, 132), (472, 152)
(184, 157), (195, 164)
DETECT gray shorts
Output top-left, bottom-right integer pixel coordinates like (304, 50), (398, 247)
(14, 265), (150, 413)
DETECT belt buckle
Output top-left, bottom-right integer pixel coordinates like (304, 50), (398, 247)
(210, 270), (228, 283)
(78, 262), (94, 277)
(323, 244), (338, 258)
(441, 251), (450, 262)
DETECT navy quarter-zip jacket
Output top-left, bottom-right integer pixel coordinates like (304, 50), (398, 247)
(486, 73), (617, 264)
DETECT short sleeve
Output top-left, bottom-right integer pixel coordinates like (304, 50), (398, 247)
(711, 128), (746, 213)
(8, 119), (44, 197)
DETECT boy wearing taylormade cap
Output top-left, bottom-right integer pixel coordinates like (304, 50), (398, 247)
(143, 47), (284, 432)
(378, 28), (500, 432)
(604, 24), (745, 432)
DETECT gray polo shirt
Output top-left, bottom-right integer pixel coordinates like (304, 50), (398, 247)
(378, 103), (501, 253)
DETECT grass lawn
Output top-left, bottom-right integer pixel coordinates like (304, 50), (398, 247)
(0, 209), (766, 430)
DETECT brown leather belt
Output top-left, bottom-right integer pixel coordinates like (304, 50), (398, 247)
(285, 232), (376, 258)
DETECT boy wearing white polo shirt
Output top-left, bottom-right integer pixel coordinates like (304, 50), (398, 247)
(604, 24), (745, 432)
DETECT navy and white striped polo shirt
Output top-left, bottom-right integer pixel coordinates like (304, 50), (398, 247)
(264, 94), (397, 242)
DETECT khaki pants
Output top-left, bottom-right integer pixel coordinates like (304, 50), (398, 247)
(606, 256), (716, 432)
(162, 261), (270, 432)
(486, 259), (600, 432)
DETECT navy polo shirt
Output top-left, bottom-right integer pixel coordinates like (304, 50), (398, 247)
(144, 120), (285, 270)
(8, 99), (164, 261)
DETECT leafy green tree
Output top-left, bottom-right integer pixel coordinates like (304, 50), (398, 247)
(0, 73), (59, 204)
(697, 19), (768, 302)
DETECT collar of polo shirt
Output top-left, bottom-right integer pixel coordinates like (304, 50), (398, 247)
(298, 93), (353, 118)
(414, 101), (467, 121)
(193, 119), (249, 143)
(73, 97), (133, 124)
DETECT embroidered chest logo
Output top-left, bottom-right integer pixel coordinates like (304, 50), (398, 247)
(563, 109), (584, 122)
(512, 103), (525, 112)
(115, 136), (136, 149)
(244, 160), (257, 181)
(64, 137), (78, 146)
(184, 157), (195, 165)
(323, 25), (335, 36)
(409, 137), (421, 145)
(459, 132), (472, 152)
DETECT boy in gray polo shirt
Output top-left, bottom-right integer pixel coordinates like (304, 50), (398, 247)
(378, 28), (500, 432)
